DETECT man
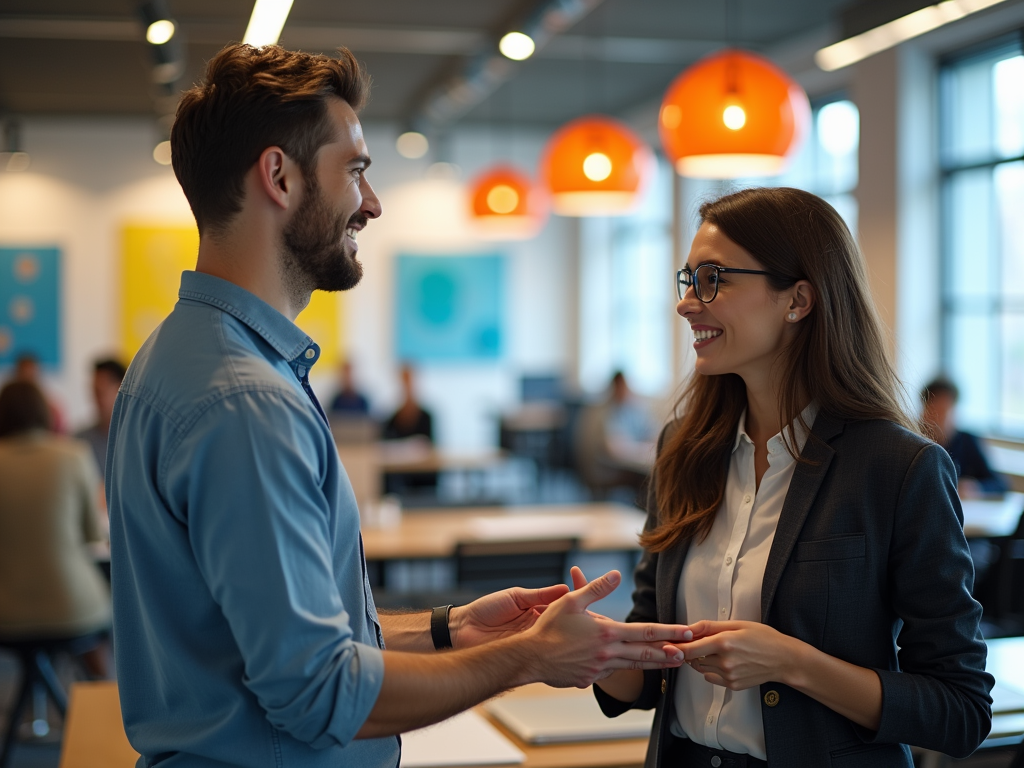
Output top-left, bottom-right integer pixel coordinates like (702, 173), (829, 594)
(75, 357), (127, 476)
(107, 44), (688, 767)
(329, 359), (369, 415)
(10, 351), (66, 433)
(921, 377), (1007, 497)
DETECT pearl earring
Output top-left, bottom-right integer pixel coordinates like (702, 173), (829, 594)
(788, 312), (797, 321)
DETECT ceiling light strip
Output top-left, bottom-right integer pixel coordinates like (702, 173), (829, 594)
(243, 0), (295, 47)
(815, 0), (1010, 71)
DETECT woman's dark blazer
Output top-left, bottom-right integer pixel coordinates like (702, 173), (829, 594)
(596, 412), (994, 767)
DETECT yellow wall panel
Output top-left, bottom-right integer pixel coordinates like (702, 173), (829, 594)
(120, 223), (343, 368)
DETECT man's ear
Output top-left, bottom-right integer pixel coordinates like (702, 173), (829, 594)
(254, 146), (299, 211)
(787, 279), (816, 321)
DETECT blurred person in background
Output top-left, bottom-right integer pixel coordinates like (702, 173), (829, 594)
(10, 351), (66, 434)
(0, 380), (110, 677)
(920, 376), (1007, 498)
(382, 364), (433, 442)
(329, 358), (370, 416)
(75, 357), (127, 479)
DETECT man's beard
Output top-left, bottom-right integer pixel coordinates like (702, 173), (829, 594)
(282, 174), (363, 293)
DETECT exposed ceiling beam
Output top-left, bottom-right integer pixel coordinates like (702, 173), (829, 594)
(0, 17), (720, 65)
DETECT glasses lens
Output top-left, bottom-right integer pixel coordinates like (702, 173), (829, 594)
(694, 265), (718, 302)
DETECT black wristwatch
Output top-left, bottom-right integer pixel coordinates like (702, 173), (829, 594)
(431, 604), (453, 650)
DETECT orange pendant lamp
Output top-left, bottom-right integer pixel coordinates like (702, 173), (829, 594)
(659, 49), (811, 179)
(468, 164), (549, 240)
(541, 116), (653, 217)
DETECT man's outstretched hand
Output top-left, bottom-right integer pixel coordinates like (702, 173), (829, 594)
(519, 567), (692, 689)
(450, 584), (570, 649)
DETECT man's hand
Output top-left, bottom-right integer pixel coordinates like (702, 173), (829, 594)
(677, 620), (804, 690)
(450, 584), (570, 649)
(519, 567), (691, 689)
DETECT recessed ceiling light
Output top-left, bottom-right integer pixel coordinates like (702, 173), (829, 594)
(499, 31), (535, 61)
(146, 19), (175, 45)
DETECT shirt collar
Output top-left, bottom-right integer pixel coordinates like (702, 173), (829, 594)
(732, 401), (820, 457)
(177, 271), (320, 367)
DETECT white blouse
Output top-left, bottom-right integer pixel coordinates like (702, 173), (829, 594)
(672, 404), (817, 759)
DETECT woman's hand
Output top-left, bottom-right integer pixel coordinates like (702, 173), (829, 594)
(678, 620), (883, 730)
(677, 620), (803, 690)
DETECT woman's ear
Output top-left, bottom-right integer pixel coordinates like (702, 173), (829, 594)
(786, 280), (816, 322)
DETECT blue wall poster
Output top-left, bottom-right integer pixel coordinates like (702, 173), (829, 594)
(395, 254), (505, 362)
(0, 247), (61, 368)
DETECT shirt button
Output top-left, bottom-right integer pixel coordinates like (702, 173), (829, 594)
(304, 348), (315, 359)
(725, 556), (733, 566)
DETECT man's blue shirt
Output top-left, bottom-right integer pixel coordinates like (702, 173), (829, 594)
(107, 271), (398, 767)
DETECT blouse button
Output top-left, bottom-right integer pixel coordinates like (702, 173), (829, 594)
(725, 556), (733, 566)
(661, 679), (667, 694)
(743, 494), (752, 504)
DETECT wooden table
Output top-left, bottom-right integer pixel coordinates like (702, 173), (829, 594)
(961, 492), (1024, 538)
(360, 502), (647, 561)
(58, 681), (645, 768)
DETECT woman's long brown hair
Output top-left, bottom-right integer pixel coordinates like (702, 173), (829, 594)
(641, 187), (917, 553)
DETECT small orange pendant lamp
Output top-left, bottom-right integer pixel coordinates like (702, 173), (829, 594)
(659, 49), (811, 179)
(540, 116), (653, 217)
(468, 164), (548, 240)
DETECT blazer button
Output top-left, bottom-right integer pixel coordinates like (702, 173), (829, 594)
(764, 690), (780, 707)
(661, 679), (667, 694)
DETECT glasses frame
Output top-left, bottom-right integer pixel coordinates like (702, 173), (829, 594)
(676, 264), (779, 303)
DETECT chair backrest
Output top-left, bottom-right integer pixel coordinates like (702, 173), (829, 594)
(455, 538), (577, 594)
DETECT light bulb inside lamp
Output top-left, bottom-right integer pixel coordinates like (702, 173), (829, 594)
(486, 184), (520, 214)
(499, 32), (535, 61)
(723, 104), (747, 131)
(582, 152), (613, 182)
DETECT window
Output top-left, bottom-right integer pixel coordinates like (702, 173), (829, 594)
(940, 35), (1024, 436)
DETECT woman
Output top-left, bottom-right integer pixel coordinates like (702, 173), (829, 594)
(0, 380), (111, 675)
(593, 188), (992, 766)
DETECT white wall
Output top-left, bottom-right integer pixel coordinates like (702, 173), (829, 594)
(0, 117), (573, 450)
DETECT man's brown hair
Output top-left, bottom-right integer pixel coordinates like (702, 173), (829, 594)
(171, 44), (370, 235)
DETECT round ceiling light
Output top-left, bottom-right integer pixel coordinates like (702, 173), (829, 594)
(146, 19), (176, 45)
(540, 116), (653, 217)
(468, 164), (548, 240)
(396, 131), (429, 159)
(659, 49), (811, 179)
(499, 31), (535, 61)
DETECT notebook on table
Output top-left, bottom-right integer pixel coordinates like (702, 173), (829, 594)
(484, 692), (655, 745)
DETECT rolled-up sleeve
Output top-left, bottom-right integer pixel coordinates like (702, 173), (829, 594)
(867, 442), (993, 756)
(168, 388), (383, 748)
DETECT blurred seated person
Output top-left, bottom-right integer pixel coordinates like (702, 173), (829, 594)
(382, 364), (436, 493)
(74, 357), (127, 479)
(0, 381), (111, 678)
(11, 351), (67, 434)
(575, 371), (657, 501)
(921, 377), (1007, 498)
(329, 359), (369, 416)
(383, 364), (433, 442)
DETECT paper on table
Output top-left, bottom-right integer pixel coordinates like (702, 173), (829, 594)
(399, 710), (525, 767)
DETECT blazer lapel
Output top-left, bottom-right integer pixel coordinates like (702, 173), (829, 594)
(760, 412), (843, 622)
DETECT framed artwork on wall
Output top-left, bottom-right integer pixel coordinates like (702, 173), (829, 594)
(0, 246), (61, 367)
(394, 254), (505, 363)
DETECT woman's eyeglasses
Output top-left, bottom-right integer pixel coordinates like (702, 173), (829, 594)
(676, 264), (779, 303)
